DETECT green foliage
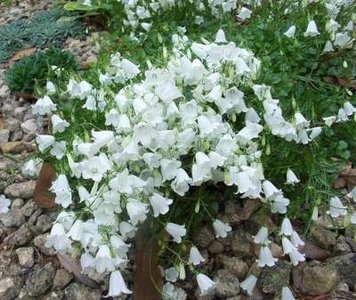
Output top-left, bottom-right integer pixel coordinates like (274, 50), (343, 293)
(0, 7), (85, 62)
(5, 48), (78, 94)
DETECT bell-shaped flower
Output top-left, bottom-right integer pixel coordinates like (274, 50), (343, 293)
(126, 199), (148, 226)
(282, 236), (296, 255)
(284, 25), (296, 38)
(290, 231), (305, 247)
(45, 223), (72, 251)
(286, 169), (300, 185)
(106, 270), (132, 297)
(67, 220), (84, 241)
(213, 219), (232, 238)
(304, 20), (320, 37)
(326, 19), (340, 33)
(288, 249), (305, 266)
(0, 195), (11, 214)
(323, 41), (334, 52)
(46, 81), (56, 94)
(51, 115), (69, 133)
(347, 186), (356, 202)
(253, 226), (269, 244)
(280, 218), (294, 236)
(93, 245), (116, 273)
(257, 245), (277, 267)
(36, 134), (55, 152)
(262, 180), (281, 199)
(161, 159), (182, 182)
(328, 196), (347, 218)
(237, 7), (252, 21)
(215, 29), (227, 43)
(270, 194), (290, 214)
(80, 252), (94, 272)
(119, 221), (137, 239)
(240, 274), (257, 296)
(165, 267), (179, 282)
(196, 273), (215, 295)
(81, 153), (112, 182)
(281, 286), (295, 300)
(189, 246), (205, 265)
(149, 193), (173, 217)
(237, 121), (263, 143)
(50, 174), (72, 208)
(50, 141), (66, 159)
(171, 169), (191, 196)
(334, 32), (352, 47)
(32, 96), (57, 115)
(166, 222), (186, 243)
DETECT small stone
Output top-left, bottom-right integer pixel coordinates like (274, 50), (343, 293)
(0, 277), (22, 299)
(21, 200), (37, 217)
(336, 282), (349, 292)
(4, 117), (20, 132)
(0, 208), (25, 227)
(0, 129), (10, 146)
(214, 269), (240, 298)
(208, 240), (224, 254)
(35, 214), (53, 233)
(10, 129), (23, 141)
(21, 119), (37, 135)
(301, 262), (340, 295)
(28, 208), (43, 226)
(194, 226), (215, 248)
(26, 262), (56, 296)
(231, 229), (253, 258)
(42, 290), (65, 299)
(1, 141), (26, 154)
(15, 247), (34, 268)
(14, 107), (28, 121)
(333, 236), (351, 254)
(3, 224), (33, 246)
(311, 226), (337, 250)
(5, 180), (36, 199)
(64, 282), (102, 300)
(11, 198), (24, 209)
(33, 233), (55, 256)
(259, 260), (292, 294)
(53, 269), (73, 289)
(217, 255), (248, 279)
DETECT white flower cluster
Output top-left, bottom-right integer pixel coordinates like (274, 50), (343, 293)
(32, 27), (351, 298)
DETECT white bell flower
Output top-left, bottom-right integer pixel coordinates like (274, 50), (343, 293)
(45, 223), (72, 251)
(165, 222), (186, 243)
(119, 221), (137, 239)
(290, 231), (305, 247)
(0, 195), (11, 214)
(334, 32), (352, 47)
(328, 196), (347, 218)
(22, 158), (42, 177)
(32, 96), (57, 115)
(262, 180), (281, 199)
(286, 169), (300, 185)
(93, 245), (116, 273)
(171, 169), (191, 196)
(323, 116), (336, 126)
(106, 270), (132, 297)
(323, 41), (334, 52)
(282, 236), (296, 254)
(215, 29), (227, 43)
(81, 153), (112, 182)
(237, 7), (252, 21)
(304, 20), (320, 37)
(347, 186), (356, 202)
(213, 219), (232, 238)
(161, 159), (182, 181)
(281, 286), (295, 300)
(196, 273), (215, 295)
(50, 141), (66, 159)
(36, 135), (55, 152)
(284, 25), (296, 38)
(80, 252), (94, 272)
(46, 81), (56, 94)
(165, 267), (179, 282)
(280, 218), (294, 236)
(253, 226), (269, 244)
(240, 274), (257, 296)
(257, 245), (277, 267)
(270, 194), (290, 214)
(288, 249), (305, 266)
(189, 246), (205, 265)
(51, 115), (69, 133)
(149, 193), (173, 217)
(50, 174), (72, 208)
(126, 199), (148, 226)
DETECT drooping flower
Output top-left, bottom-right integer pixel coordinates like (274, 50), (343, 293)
(196, 273), (215, 295)
(290, 231), (305, 247)
(32, 96), (56, 115)
(126, 199), (148, 226)
(328, 196), (347, 218)
(51, 115), (69, 133)
(36, 135), (55, 152)
(288, 249), (305, 266)
(257, 245), (277, 267)
(149, 193), (173, 217)
(213, 219), (232, 238)
(106, 270), (132, 297)
(253, 226), (269, 244)
(304, 20), (320, 37)
(215, 29), (227, 43)
(45, 223), (72, 251)
(165, 222), (186, 243)
(237, 7), (252, 21)
(240, 274), (258, 296)
(50, 174), (72, 208)
(189, 246), (205, 265)
(280, 218), (294, 236)
(285, 169), (300, 185)
(284, 25), (296, 38)
(282, 236), (296, 254)
(93, 245), (116, 273)
(165, 267), (179, 282)
(347, 186), (356, 202)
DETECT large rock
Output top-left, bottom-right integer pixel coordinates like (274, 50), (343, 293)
(3, 224), (33, 246)
(64, 283), (102, 300)
(21, 119), (37, 135)
(259, 260), (292, 294)
(311, 226), (337, 250)
(35, 214), (53, 233)
(5, 180), (36, 199)
(301, 262), (340, 295)
(214, 269), (240, 298)
(0, 277), (22, 299)
(26, 262), (56, 296)
(327, 254), (356, 287)
(1, 141), (27, 154)
(230, 229), (253, 258)
(16, 247), (34, 268)
(217, 255), (248, 279)
(53, 269), (73, 290)
(0, 209), (25, 227)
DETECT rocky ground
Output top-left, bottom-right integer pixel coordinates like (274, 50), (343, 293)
(0, 1), (355, 300)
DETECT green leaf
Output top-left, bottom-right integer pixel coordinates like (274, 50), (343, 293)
(63, 2), (100, 12)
